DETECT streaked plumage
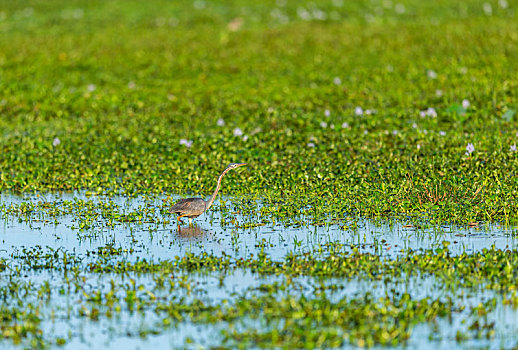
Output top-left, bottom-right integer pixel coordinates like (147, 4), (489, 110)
(170, 163), (247, 226)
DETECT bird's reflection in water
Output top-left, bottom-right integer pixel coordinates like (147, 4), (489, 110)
(176, 225), (207, 240)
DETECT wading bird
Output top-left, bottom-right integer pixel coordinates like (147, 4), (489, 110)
(170, 163), (247, 226)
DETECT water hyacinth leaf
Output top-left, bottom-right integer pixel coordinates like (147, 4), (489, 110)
(501, 109), (515, 122)
(446, 104), (467, 114)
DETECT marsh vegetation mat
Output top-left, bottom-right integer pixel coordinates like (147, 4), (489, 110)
(1, 0), (518, 348)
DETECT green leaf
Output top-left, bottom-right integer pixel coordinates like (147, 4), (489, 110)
(501, 109), (515, 122)
(445, 103), (466, 115)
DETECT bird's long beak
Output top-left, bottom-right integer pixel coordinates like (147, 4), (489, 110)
(237, 163), (247, 166)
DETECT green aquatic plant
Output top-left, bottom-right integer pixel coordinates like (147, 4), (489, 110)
(1, 0), (518, 348)
(3, 244), (518, 348)
(0, 0), (518, 225)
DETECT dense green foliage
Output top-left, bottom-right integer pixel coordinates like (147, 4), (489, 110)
(1, 0), (517, 223)
(1, 2), (518, 347)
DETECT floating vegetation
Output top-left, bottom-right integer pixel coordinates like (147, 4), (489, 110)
(1, 0), (518, 348)
(0, 0), (517, 225)
(2, 239), (518, 348)
(0, 194), (517, 348)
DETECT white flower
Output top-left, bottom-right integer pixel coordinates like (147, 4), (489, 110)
(307, 142), (315, 148)
(270, 8), (288, 22)
(53, 138), (61, 147)
(440, 131), (446, 136)
(417, 144), (421, 150)
(324, 109), (331, 117)
(297, 7), (312, 20)
(419, 111), (426, 118)
(499, 0), (508, 9)
(333, 77), (342, 85)
(320, 121), (328, 128)
(233, 128), (243, 137)
(483, 3), (492, 15)
(363, 130), (368, 135)
(426, 107), (437, 118)
(510, 144), (517, 152)
(330, 124), (335, 129)
(427, 70), (437, 79)
(466, 143), (475, 155)
(394, 3), (405, 14)
(412, 123), (418, 129)
(355, 106), (363, 116)
(179, 139), (193, 148)
(87, 84), (96, 92)
(392, 130), (398, 135)
(127, 81), (136, 89)
(462, 99), (470, 109)
(242, 135), (249, 142)
(217, 118), (225, 126)
(435, 89), (443, 97)
(341, 122), (349, 129)
(312, 9), (327, 21)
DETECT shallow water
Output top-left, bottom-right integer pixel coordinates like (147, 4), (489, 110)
(1, 193), (516, 261)
(0, 193), (517, 349)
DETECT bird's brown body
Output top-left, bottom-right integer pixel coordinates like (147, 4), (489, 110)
(170, 163), (247, 226)
(170, 198), (206, 219)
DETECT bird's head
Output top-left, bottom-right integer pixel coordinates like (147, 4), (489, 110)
(227, 163), (247, 170)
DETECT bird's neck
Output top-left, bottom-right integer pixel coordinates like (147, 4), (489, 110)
(205, 168), (231, 210)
